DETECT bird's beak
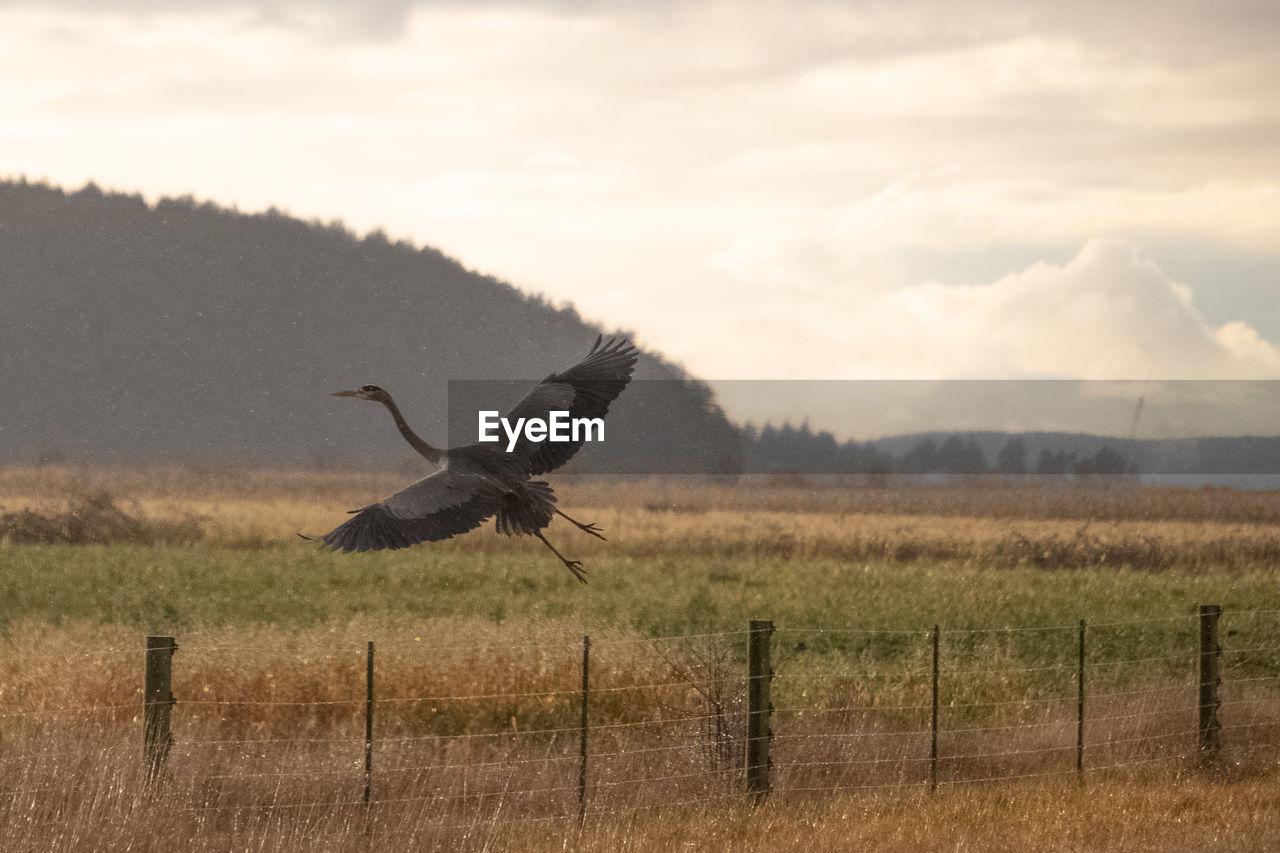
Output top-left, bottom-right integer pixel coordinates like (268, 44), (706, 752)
(331, 390), (360, 398)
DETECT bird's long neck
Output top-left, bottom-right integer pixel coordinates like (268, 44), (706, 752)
(381, 396), (444, 466)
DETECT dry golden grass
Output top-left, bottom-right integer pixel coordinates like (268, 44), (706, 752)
(3, 464), (1280, 849)
(4, 617), (1279, 851)
(4, 463), (1280, 570)
(5, 461), (1280, 520)
(5, 751), (1280, 851)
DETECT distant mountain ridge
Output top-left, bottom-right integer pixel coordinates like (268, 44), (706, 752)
(3, 179), (1275, 486)
(743, 422), (1280, 486)
(0, 179), (741, 472)
(871, 430), (1280, 477)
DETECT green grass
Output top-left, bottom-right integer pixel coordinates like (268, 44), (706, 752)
(4, 540), (1276, 632)
(4, 476), (1280, 850)
(3, 540), (1277, 701)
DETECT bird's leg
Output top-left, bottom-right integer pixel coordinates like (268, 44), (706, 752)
(534, 530), (588, 584)
(554, 508), (606, 540)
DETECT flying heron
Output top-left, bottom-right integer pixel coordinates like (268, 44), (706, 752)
(313, 335), (637, 582)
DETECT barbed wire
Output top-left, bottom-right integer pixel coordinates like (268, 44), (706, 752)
(771, 669), (932, 682)
(0, 742), (136, 767)
(182, 646), (367, 656)
(1221, 675), (1280, 687)
(773, 728), (933, 742)
(3, 613), (1279, 830)
(774, 700), (932, 714)
(774, 610), (1232, 638)
(1081, 752), (1192, 773)
(0, 734), (1265, 822)
(177, 734), (357, 746)
(1219, 719), (1280, 734)
(598, 766), (739, 788)
(368, 742), (707, 778)
(1217, 644), (1280, 658)
(176, 677), (733, 709)
(1084, 728), (1198, 750)
(1075, 706), (1201, 727)
(182, 629), (753, 657)
(1082, 651), (1198, 670)
(773, 627), (935, 638)
(0, 655), (1215, 724)
(935, 766), (1083, 786)
(193, 765), (362, 783)
(0, 702), (137, 720)
(783, 741), (1081, 771)
(6, 610), (1275, 661)
(1085, 612), (1203, 628)
(775, 691), (1084, 716)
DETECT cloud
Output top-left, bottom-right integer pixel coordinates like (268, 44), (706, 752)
(5, 0), (1277, 60)
(712, 177), (1280, 291)
(3, 0), (1279, 388)
(835, 239), (1280, 379)
(0, 1), (417, 40)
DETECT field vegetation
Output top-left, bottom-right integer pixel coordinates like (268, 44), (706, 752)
(1, 463), (1279, 850)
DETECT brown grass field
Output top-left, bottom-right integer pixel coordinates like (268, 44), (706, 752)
(1, 463), (1279, 850)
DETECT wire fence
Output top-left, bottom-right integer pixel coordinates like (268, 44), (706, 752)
(2, 607), (1279, 835)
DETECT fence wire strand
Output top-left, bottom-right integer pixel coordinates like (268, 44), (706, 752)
(3, 609), (1278, 830)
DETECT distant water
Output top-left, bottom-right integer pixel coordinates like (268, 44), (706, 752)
(1139, 474), (1280, 490)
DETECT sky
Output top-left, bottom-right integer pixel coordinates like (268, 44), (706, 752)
(4, 1), (1279, 424)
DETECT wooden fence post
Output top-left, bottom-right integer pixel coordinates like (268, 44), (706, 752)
(144, 635), (177, 783)
(746, 619), (773, 802)
(930, 625), (940, 791)
(365, 641), (374, 805)
(579, 635), (589, 824)
(1198, 605), (1221, 763)
(1077, 619), (1085, 779)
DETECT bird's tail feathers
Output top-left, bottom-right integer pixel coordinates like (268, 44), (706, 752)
(495, 480), (557, 536)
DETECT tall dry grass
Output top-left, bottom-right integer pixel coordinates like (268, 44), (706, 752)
(8, 762), (1280, 852)
(3, 616), (1279, 851)
(4, 462), (1280, 522)
(3, 464), (1280, 849)
(4, 464), (1280, 571)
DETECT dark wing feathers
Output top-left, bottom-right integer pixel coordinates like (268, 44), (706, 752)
(504, 335), (638, 475)
(320, 336), (636, 555)
(320, 467), (505, 554)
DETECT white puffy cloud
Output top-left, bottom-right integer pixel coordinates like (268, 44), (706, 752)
(828, 239), (1280, 379)
(2, 1), (1279, 387)
(710, 177), (1280, 294)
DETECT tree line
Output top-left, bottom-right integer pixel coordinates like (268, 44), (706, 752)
(743, 422), (1140, 479)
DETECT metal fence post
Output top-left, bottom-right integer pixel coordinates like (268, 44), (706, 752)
(144, 635), (177, 784)
(579, 635), (589, 824)
(930, 625), (939, 791)
(1198, 605), (1221, 763)
(1077, 619), (1086, 779)
(746, 619), (773, 802)
(365, 641), (374, 805)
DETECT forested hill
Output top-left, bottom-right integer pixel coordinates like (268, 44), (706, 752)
(0, 179), (741, 473)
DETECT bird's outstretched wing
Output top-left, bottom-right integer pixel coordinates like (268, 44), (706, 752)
(319, 466), (506, 553)
(503, 335), (638, 475)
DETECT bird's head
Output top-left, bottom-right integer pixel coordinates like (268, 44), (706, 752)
(332, 384), (391, 404)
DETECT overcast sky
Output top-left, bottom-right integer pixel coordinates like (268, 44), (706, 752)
(4, 1), (1279, 406)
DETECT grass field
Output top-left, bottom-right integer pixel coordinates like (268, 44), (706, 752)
(1, 463), (1279, 850)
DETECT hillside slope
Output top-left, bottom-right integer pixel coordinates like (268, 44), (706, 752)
(0, 180), (741, 472)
